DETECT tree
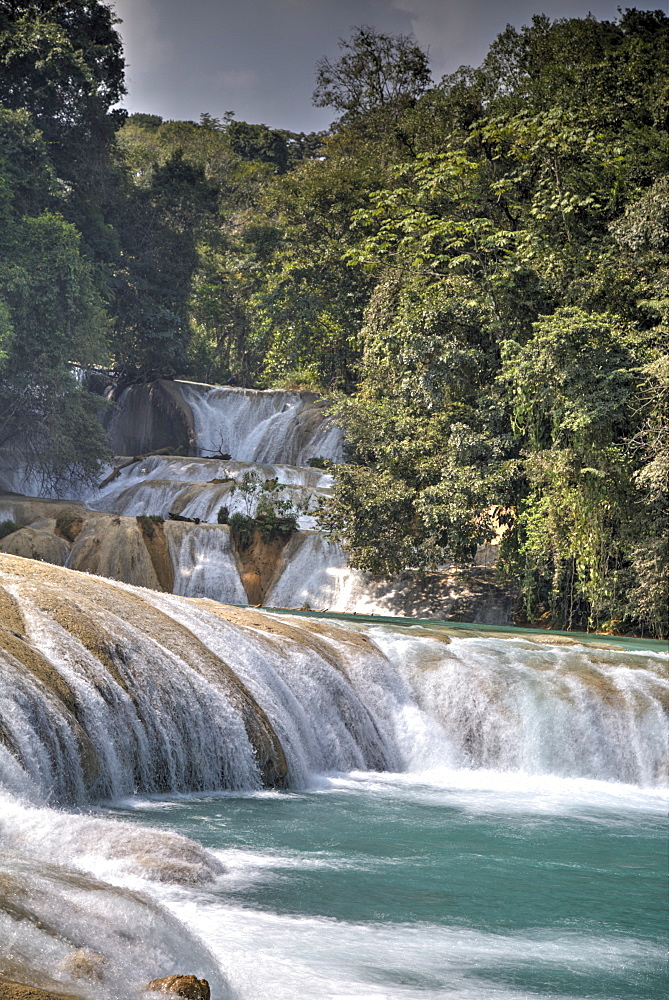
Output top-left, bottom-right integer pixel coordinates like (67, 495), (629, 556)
(110, 151), (218, 382)
(313, 26), (431, 123)
(0, 0), (127, 259)
(0, 110), (109, 489)
(314, 9), (668, 634)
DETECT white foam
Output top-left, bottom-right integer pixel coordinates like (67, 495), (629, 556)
(148, 894), (665, 1000)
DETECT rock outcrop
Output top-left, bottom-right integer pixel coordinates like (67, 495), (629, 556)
(0, 980), (84, 1000)
(231, 527), (290, 606)
(0, 492), (520, 624)
(146, 975), (210, 1000)
(107, 380), (197, 456)
(0, 524), (70, 566)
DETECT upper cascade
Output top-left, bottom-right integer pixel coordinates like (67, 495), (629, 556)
(107, 380), (344, 465)
(0, 375), (518, 620)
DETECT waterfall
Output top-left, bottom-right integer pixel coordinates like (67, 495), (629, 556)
(91, 455), (327, 528)
(1, 555), (666, 807)
(0, 555), (667, 999)
(167, 522), (249, 603)
(266, 532), (372, 611)
(180, 383), (343, 464)
(5, 378), (505, 616)
(373, 629), (669, 786)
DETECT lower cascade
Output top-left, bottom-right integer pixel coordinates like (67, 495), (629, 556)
(0, 555), (666, 999)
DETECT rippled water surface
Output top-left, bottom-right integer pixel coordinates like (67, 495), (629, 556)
(108, 771), (668, 1000)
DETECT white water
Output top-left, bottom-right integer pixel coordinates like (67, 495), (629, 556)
(1, 565), (666, 806)
(2, 380), (667, 999)
(0, 562), (667, 999)
(167, 523), (249, 603)
(0, 383), (441, 613)
(266, 532), (378, 611)
(181, 383), (343, 465)
(90, 455), (331, 522)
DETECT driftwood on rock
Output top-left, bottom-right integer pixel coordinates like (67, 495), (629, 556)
(98, 448), (178, 489)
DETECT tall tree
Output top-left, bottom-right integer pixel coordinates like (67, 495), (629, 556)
(0, 108), (109, 489)
(0, 0), (127, 259)
(313, 26), (431, 124)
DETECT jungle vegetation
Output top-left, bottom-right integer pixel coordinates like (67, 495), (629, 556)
(0, 1), (667, 634)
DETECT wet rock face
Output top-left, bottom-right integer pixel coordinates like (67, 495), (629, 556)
(147, 975), (210, 1000)
(0, 526), (69, 567)
(231, 526), (289, 606)
(107, 380), (196, 456)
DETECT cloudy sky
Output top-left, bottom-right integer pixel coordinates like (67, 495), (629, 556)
(110, 0), (664, 132)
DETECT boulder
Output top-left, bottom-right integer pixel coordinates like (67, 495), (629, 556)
(146, 975), (210, 1000)
(0, 527), (69, 566)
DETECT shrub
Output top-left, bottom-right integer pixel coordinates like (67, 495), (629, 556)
(136, 514), (164, 539)
(255, 499), (298, 542)
(306, 457), (331, 469)
(229, 512), (255, 550)
(217, 505), (229, 524)
(0, 519), (19, 540)
(55, 510), (84, 542)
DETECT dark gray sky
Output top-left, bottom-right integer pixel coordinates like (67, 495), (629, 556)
(110, 0), (666, 132)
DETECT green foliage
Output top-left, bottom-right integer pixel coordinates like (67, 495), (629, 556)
(0, 0), (126, 260)
(313, 12), (668, 635)
(54, 510), (83, 542)
(216, 505), (229, 525)
(227, 471), (306, 546)
(313, 26), (431, 123)
(136, 514), (164, 539)
(229, 512), (255, 551)
(0, 519), (18, 540)
(500, 309), (641, 450)
(0, 107), (110, 487)
(0, 6), (666, 634)
(110, 150), (218, 381)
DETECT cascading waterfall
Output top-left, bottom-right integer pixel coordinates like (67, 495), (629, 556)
(1, 375), (667, 1000)
(167, 523), (249, 603)
(180, 383), (343, 465)
(0, 556), (667, 999)
(3, 380), (508, 616)
(1, 558), (666, 806)
(91, 456), (328, 529)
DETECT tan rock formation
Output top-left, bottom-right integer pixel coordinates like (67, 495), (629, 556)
(68, 515), (162, 590)
(136, 517), (174, 592)
(0, 980), (84, 1000)
(231, 528), (288, 606)
(59, 951), (104, 982)
(0, 527), (69, 566)
(0, 496), (88, 528)
(146, 975), (210, 1000)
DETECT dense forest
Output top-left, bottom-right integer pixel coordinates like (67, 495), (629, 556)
(0, 1), (667, 635)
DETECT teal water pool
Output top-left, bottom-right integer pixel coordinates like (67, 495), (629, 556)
(108, 771), (668, 1000)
